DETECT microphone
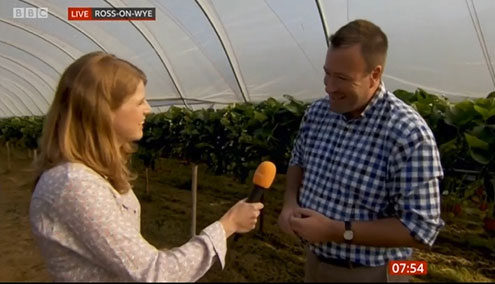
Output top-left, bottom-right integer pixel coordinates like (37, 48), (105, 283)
(233, 161), (276, 241)
(246, 161), (277, 203)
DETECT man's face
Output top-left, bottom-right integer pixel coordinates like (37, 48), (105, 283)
(323, 44), (380, 117)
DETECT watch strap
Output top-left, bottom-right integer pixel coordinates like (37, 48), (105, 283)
(345, 221), (351, 231)
(344, 221), (353, 244)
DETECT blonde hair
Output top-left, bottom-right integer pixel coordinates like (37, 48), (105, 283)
(35, 51), (147, 193)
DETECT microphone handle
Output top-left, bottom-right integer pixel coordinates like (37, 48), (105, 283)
(246, 185), (265, 203)
(234, 185), (265, 241)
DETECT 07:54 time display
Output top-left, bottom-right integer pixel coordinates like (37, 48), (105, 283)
(388, 261), (427, 275)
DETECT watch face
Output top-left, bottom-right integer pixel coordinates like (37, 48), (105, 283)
(344, 230), (354, 241)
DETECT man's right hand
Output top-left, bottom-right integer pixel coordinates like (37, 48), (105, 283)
(278, 165), (304, 239)
(277, 204), (301, 238)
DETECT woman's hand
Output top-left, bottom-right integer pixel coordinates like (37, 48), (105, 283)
(219, 199), (264, 238)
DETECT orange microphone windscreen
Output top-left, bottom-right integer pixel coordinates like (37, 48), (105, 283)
(252, 161), (277, 189)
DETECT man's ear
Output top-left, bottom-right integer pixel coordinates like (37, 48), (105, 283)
(370, 65), (383, 88)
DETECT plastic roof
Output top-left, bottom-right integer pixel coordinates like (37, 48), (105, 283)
(1, 0), (494, 117)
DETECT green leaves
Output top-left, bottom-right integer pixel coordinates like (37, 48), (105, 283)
(473, 98), (495, 121)
(0, 116), (43, 149)
(465, 133), (489, 150)
(132, 97), (309, 182)
(393, 89), (416, 103)
(465, 133), (490, 165)
(4, 88), (495, 187)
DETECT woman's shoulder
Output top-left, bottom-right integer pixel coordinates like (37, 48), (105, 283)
(41, 162), (103, 182)
(34, 162), (108, 200)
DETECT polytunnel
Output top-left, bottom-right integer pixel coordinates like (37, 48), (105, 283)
(0, 0), (494, 118)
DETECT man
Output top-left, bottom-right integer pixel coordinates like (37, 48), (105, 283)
(278, 19), (444, 282)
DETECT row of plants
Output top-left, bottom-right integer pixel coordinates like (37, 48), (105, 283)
(135, 95), (307, 182)
(0, 95), (308, 182)
(2, 89), (495, 231)
(0, 116), (42, 151)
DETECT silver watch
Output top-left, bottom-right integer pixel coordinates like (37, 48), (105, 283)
(343, 221), (353, 244)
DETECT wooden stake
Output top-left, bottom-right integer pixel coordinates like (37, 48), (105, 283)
(6, 141), (11, 170)
(145, 168), (150, 196)
(191, 163), (198, 237)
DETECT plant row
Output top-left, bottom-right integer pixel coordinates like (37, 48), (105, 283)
(2, 90), (495, 199)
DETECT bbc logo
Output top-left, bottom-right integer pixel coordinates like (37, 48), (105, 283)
(13, 7), (48, 18)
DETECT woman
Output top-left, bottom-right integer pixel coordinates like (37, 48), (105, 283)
(29, 51), (263, 282)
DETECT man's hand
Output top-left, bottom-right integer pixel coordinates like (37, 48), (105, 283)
(277, 203), (301, 238)
(289, 207), (336, 243)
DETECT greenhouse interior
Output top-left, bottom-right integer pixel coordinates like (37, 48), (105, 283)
(1, 0), (494, 282)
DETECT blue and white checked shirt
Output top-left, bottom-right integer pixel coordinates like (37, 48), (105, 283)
(290, 82), (444, 267)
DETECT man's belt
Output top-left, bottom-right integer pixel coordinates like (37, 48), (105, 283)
(316, 254), (366, 269)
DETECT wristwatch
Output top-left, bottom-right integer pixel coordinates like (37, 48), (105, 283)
(343, 221), (354, 244)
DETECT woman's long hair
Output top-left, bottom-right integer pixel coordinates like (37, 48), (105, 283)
(35, 51), (147, 194)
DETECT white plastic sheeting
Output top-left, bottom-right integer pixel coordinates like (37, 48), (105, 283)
(0, 0), (494, 117)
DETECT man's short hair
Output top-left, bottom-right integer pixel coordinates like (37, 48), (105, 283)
(329, 19), (388, 72)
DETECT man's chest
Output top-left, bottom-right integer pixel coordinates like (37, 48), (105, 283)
(301, 118), (393, 212)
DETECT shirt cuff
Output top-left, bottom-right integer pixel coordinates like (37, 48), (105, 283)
(399, 213), (444, 246)
(202, 221), (227, 269)
(288, 156), (303, 168)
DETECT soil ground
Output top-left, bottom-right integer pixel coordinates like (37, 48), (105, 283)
(0, 146), (494, 282)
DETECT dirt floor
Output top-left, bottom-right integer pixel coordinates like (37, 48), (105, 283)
(1, 146), (494, 282)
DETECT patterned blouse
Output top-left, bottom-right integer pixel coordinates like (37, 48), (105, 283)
(29, 162), (226, 282)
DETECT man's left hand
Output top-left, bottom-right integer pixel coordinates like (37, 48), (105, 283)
(289, 207), (336, 243)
